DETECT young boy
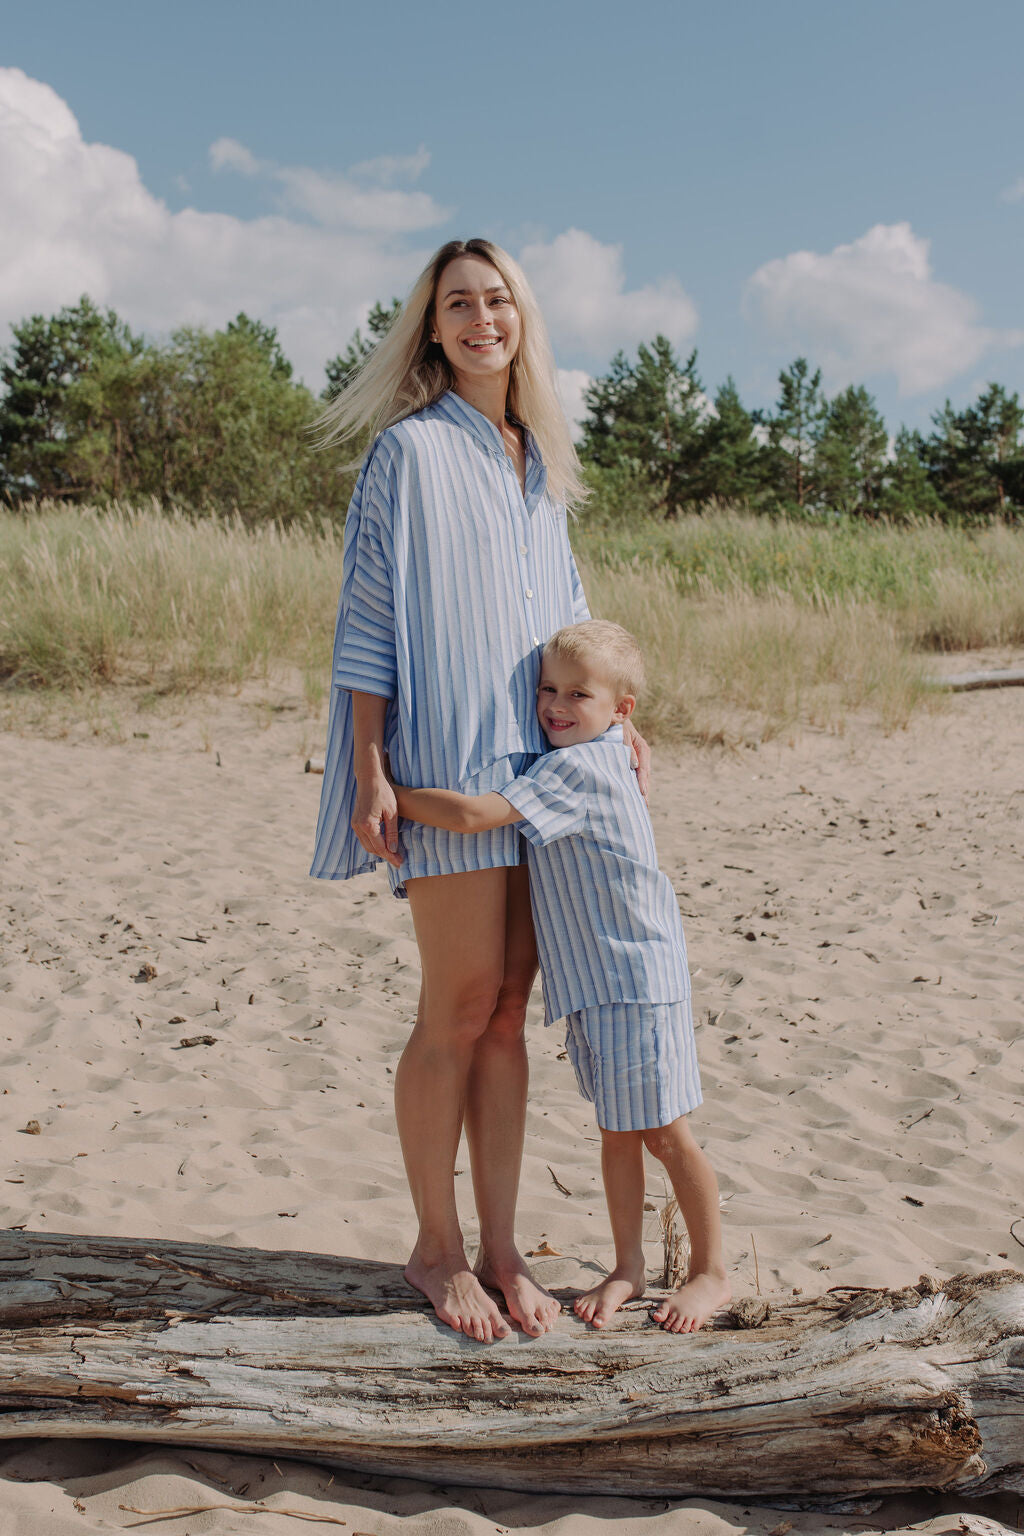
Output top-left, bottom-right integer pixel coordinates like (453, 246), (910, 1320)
(392, 620), (729, 1333)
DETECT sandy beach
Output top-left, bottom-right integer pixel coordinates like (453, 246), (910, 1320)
(1, 672), (1022, 1535)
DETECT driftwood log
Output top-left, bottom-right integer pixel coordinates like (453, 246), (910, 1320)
(932, 667), (1024, 692)
(1, 1232), (1021, 1500)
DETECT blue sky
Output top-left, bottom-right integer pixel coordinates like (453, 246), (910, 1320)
(2, 0), (1022, 433)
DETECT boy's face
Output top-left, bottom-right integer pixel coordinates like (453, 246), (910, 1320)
(536, 652), (635, 748)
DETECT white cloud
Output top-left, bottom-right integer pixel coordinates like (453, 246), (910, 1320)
(0, 67), (441, 385)
(556, 368), (590, 440)
(208, 136), (261, 176)
(519, 228), (698, 364)
(0, 68), (699, 401)
(1000, 176), (1024, 203)
(350, 145), (430, 184)
(744, 222), (1020, 396)
(208, 135), (449, 233)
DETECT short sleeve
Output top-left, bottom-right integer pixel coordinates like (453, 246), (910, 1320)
(333, 455), (397, 698)
(500, 754), (587, 846)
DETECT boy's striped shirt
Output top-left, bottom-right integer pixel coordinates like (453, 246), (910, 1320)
(499, 726), (692, 1025)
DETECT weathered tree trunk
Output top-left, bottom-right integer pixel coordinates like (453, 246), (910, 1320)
(934, 668), (1024, 692)
(1, 1232), (1021, 1499)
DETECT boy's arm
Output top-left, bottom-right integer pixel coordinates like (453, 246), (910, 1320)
(393, 785), (522, 835)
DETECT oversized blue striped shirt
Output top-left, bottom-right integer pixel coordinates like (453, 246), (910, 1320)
(310, 390), (589, 881)
(499, 726), (692, 1025)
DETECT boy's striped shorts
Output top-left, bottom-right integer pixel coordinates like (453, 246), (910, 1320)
(563, 1000), (702, 1132)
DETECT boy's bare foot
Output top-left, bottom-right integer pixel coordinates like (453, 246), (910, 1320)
(651, 1270), (731, 1334)
(476, 1252), (561, 1337)
(405, 1250), (512, 1343)
(573, 1262), (646, 1329)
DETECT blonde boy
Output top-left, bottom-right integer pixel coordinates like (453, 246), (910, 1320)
(393, 621), (729, 1331)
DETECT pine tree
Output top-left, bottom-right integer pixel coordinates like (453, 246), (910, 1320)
(698, 377), (769, 506)
(877, 428), (947, 521)
(578, 338), (705, 514)
(767, 358), (825, 508)
(815, 385), (888, 516)
(923, 384), (1023, 520)
(0, 297), (139, 498)
(323, 299), (402, 400)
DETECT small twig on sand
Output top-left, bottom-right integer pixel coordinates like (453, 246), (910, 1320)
(751, 1232), (761, 1296)
(904, 1107), (934, 1131)
(1010, 1218), (1024, 1252)
(547, 1165), (572, 1198)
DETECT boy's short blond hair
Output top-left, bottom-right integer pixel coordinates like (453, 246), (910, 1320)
(543, 620), (646, 698)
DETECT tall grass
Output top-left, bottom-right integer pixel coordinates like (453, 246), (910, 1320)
(581, 560), (934, 739)
(578, 512), (1024, 650)
(0, 502), (340, 707)
(2, 502), (1021, 740)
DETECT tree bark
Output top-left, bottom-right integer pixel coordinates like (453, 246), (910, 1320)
(1, 1232), (1021, 1500)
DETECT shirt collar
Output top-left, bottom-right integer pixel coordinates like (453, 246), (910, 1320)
(547, 723), (624, 754)
(434, 390), (548, 507)
(593, 723), (626, 746)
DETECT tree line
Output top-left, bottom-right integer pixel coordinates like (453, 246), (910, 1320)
(580, 340), (1023, 524)
(1, 295), (1021, 524)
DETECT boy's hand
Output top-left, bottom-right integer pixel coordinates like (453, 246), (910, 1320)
(622, 719), (651, 798)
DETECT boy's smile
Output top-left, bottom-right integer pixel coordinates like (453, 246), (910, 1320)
(536, 653), (635, 748)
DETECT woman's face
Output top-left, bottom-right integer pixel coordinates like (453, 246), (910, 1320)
(432, 254), (521, 386)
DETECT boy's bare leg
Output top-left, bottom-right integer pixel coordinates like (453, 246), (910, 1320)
(574, 1126), (648, 1328)
(399, 869), (514, 1343)
(643, 1116), (730, 1332)
(470, 864), (561, 1337)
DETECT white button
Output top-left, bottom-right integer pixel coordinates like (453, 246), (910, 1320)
(525, 588), (533, 599)
(520, 543), (528, 555)
(532, 635), (540, 645)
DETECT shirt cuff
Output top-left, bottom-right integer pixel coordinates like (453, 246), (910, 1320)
(334, 668), (395, 699)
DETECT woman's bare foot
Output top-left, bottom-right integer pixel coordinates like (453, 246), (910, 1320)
(651, 1270), (731, 1334)
(573, 1262), (646, 1329)
(405, 1249), (511, 1343)
(476, 1252), (561, 1337)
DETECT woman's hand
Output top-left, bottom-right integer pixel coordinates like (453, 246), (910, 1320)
(622, 719), (651, 798)
(351, 770), (402, 868)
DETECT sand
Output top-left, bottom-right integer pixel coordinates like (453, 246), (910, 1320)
(1, 673), (1022, 1535)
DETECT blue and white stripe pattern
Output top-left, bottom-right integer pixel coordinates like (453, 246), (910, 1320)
(310, 390), (589, 886)
(498, 726), (693, 1024)
(564, 1002), (702, 1131)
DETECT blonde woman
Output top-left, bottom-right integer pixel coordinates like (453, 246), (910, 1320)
(311, 239), (649, 1342)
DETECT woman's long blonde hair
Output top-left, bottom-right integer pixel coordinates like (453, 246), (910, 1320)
(316, 237), (586, 508)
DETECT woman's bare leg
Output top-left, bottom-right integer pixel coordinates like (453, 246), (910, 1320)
(399, 869), (511, 1342)
(468, 863), (561, 1336)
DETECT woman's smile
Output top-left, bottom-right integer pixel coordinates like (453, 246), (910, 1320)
(433, 253), (521, 387)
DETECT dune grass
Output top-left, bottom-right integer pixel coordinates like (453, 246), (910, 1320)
(2, 502), (1021, 742)
(578, 512), (1024, 650)
(579, 559), (935, 740)
(0, 501), (338, 709)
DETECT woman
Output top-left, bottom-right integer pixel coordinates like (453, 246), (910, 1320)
(311, 238), (648, 1342)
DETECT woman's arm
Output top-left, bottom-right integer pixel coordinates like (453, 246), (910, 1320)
(350, 691), (402, 867)
(394, 785), (522, 836)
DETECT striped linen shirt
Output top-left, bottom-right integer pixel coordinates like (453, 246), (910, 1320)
(310, 390), (589, 881)
(499, 726), (692, 1025)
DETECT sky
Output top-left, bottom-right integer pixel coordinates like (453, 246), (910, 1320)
(2, 0), (1022, 435)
